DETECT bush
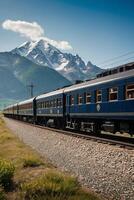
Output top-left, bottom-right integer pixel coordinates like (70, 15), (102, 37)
(23, 156), (43, 168)
(0, 159), (15, 189)
(19, 171), (79, 200)
(0, 187), (6, 200)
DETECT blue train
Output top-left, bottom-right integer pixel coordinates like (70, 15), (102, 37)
(3, 62), (134, 136)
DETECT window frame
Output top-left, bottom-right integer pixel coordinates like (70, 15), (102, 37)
(126, 84), (134, 100)
(109, 87), (118, 101)
(86, 92), (91, 104)
(96, 89), (102, 103)
(77, 94), (83, 105)
(69, 95), (74, 106)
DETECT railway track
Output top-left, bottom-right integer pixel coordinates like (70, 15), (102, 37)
(5, 117), (134, 149)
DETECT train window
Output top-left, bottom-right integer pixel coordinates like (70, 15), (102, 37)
(57, 99), (60, 107)
(109, 87), (118, 101)
(70, 95), (74, 105)
(41, 102), (43, 108)
(126, 84), (134, 99)
(57, 98), (62, 107)
(60, 98), (62, 107)
(42, 102), (43, 108)
(57, 99), (59, 107)
(86, 92), (91, 104)
(78, 94), (83, 104)
(47, 101), (49, 108)
(111, 69), (118, 74)
(119, 67), (124, 72)
(96, 90), (102, 102)
(52, 100), (54, 107)
(46, 101), (48, 108)
(45, 101), (48, 108)
(56, 99), (58, 107)
(53, 99), (56, 107)
(50, 100), (53, 107)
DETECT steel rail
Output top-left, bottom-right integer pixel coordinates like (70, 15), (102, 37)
(4, 118), (134, 150)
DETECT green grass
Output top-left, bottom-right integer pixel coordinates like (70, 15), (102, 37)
(19, 171), (100, 200)
(0, 187), (6, 200)
(23, 156), (44, 168)
(0, 117), (102, 200)
(19, 171), (79, 199)
(0, 159), (15, 190)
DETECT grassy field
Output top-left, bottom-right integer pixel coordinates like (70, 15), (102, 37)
(0, 116), (102, 200)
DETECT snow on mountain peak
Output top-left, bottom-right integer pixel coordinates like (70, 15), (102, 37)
(12, 40), (102, 82)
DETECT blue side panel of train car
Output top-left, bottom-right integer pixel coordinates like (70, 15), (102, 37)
(36, 93), (64, 117)
(65, 76), (134, 121)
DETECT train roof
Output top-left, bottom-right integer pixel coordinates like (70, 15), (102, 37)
(97, 61), (134, 78)
(18, 97), (35, 105)
(3, 105), (13, 110)
(3, 102), (19, 110)
(64, 68), (134, 92)
(36, 88), (64, 100)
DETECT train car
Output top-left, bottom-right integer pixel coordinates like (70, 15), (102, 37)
(3, 104), (14, 117)
(18, 98), (35, 122)
(36, 89), (65, 127)
(12, 103), (19, 118)
(64, 66), (134, 135)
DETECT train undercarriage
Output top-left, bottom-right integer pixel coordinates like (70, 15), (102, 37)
(4, 114), (134, 137)
(66, 117), (134, 137)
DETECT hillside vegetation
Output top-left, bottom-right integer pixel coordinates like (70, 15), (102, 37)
(0, 116), (102, 200)
(0, 52), (71, 101)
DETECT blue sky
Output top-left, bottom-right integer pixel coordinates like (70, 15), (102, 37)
(0, 0), (134, 68)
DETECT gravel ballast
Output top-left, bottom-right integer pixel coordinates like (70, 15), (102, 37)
(4, 118), (134, 200)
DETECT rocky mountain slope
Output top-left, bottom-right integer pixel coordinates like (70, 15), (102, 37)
(12, 39), (102, 82)
(0, 52), (71, 100)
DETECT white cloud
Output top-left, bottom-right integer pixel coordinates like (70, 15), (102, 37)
(2, 20), (44, 40)
(2, 19), (72, 50)
(43, 37), (72, 50)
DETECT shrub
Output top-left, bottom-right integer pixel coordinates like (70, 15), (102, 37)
(19, 171), (79, 200)
(23, 156), (43, 168)
(0, 187), (6, 200)
(0, 159), (15, 190)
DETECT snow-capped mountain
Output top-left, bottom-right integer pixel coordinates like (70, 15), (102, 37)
(12, 39), (102, 82)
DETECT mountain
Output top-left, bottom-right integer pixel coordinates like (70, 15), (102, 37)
(0, 52), (71, 100)
(12, 39), (102, 82)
